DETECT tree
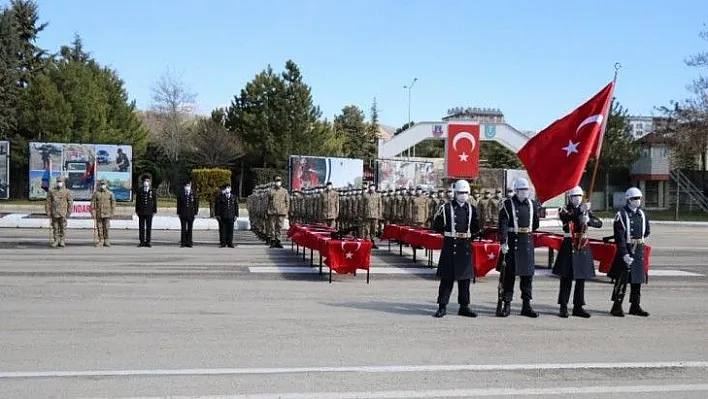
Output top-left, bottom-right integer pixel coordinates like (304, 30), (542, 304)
(188, 116), (244, 169)
(590, 99), (638, 171)
(481, 141), (521, 169)
(335, 105), (368, 159)
(9, 0), (48, 88)
(0, 5), (21, 134)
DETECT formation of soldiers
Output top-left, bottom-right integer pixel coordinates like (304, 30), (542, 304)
(247, 176), (507, 249)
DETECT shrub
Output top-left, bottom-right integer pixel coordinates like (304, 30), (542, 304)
(252, 167), (287, 188)
(192, 168), (232, 216)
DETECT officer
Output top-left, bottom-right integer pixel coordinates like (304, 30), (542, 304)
(215, 183), (238, 248)
(477, 189), (492, 228)
(177, 180), (199, 247)
(497, 177), (540, 318)
(552, 186), (602, 318)
(432, 179), (479, 318)
(135, 173), (157, 247)
(266, 176), (290, 248)
(362, 183), (381, 248)
(90, 179), (116, 247)
(609, 187), (651, 317)
(321, 182), (339, 228)
(45, 176), (73, 248)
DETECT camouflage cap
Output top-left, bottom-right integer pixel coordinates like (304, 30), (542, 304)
(56, 176), (65, 182)
(274, 176), (282, 182)
(99, 179), (108, 185)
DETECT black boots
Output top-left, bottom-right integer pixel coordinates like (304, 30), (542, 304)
(496, 301), (511, 317)
(572, 306), (591, 318)
(433, 305), (477, 318)
(610, 302), (625, 317)
(629, 303), (649, 317)
(433, 306), (446, 318)
(521, 300), (538, 318)
(559, 305), (569, 318)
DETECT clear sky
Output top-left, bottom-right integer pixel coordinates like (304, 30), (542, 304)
(30, 0), (708, 132)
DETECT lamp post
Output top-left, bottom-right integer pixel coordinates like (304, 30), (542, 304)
(403, 78), (417, 157)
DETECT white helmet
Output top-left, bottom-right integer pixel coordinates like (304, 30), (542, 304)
(454, 179), (470, 193)
(513, 178), (530, 191)
(567, 186), (583, 197)
(625, 187), (642, 200)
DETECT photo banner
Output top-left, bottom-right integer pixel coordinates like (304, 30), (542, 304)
(289, 155), (363, 190)
(28, 142), (133, 201)
(375, 159), (435, 191)
(0, 141), (8, 199)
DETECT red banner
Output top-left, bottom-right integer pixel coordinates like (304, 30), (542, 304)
(446, 123), (480, 178)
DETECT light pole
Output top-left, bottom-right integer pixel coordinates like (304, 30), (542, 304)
(403, 78), (417, 157)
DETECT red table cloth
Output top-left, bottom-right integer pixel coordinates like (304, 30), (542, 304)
(287, 224), (372, 274)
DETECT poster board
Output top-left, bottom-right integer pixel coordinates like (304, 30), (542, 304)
(375, 159), (435, 191)
(289, 155), (363, 190)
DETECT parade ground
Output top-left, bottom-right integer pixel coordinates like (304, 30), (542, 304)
(1, 224), (708, 398)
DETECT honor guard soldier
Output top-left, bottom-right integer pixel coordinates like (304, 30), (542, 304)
(135, 174), (157, 247)
(321, 182), (339, 228)
(362, 183), (382, 248)
(266, 176), (290, 248)
(497, 177), (541, 318)
(609, 187), (651, 317)
(90, 179), (116, 247)
(477, 189), (492, 228)
(177, 180), (199, 247)
(552, 186), (602, 318)
(215, 183), (238, 248)
(45, 176), (73, 248)
(432, 179), (480, 318)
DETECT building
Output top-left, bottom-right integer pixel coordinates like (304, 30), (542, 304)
(630, 132), (670, 208)
(443, 107), (505, 123)
(627, 115), (655, 139)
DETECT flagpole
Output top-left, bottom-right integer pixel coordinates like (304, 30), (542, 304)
(587, 63), (621, 202)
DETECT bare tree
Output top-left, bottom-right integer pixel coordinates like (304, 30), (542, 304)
(189, 117), (244, 168)
(149, 69), (196, 164)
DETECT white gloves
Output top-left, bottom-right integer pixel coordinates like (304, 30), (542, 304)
(501, 243), (509, 254)
(623, 254), (634, 265)
(580, 202), (590, 212)
(581, 215), (590, 224)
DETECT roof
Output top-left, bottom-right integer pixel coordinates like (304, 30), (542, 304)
(636, 131), (670, 145)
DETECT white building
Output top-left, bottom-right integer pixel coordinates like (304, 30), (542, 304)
(628, 115), (654, 139)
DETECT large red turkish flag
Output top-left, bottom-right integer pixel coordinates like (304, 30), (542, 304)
(516, 82), (614, 202)
(446, 123), (480, 179)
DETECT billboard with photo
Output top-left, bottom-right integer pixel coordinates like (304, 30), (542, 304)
(0, 141), (8, 199)
(289, 155), (363, 190)
(375, 159), (435, 191)
(28, 142), (133, 201)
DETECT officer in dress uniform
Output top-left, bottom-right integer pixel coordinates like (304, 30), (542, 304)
(497, 178), (541, 318)
(432, 179), (480, 318)
(552, 186), (602, 318)
(215, 183), (238, 248)
(135, 173), (157, 247)
(609, 187), (651, 317)
(177, 180), (199, 247)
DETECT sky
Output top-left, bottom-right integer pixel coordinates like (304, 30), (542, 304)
(28, 0), (708, 132)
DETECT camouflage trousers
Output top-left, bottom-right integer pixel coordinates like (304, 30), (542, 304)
(51, 217), (67, 247)
(362, 218), (378, 241)
(95, 217), (111, 245)
(269, 215), (285, 242)
(325, 219), (336, 229)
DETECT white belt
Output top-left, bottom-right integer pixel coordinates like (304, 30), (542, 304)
(444, 232), (471, 239)
(563, 233), (571, 238)
(631, 238), (645, 245)
(509, 227), (531, 233)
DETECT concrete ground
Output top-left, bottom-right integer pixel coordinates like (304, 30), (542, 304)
(1, 224), (707, 398)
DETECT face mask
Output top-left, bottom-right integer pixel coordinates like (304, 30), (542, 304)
(184, 186), (191, 192)
(447, 192), (454, 199)
(225, 188), (231, 194)
(56, 182), (63, 188)
(484, 194), (490, 199)
(143, 181), (150, 188)
(369, 186), (375, 192)
(415, 190), (422, 196)
(100, 184), (107, 190)
(570, 196), (582, 207)
(516, 190), (528, 201)
(326, 185), (332, 191)
(629, 199), (641, 209)
(275, 182), (282, 187)
(456, 193), (469, 203)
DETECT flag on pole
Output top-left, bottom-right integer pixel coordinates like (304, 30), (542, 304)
(516, 82), (614, 203)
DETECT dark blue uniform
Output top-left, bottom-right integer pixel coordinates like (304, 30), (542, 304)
(432, 200), (479, 316)
(135, 185), (157, 247)
(215, 191), (239, 247)
(177, 189), (199, 247)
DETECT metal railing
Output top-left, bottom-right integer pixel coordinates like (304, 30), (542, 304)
(670, 170), (708, 212)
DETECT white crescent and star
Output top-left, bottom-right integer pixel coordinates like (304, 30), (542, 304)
(560, 114), (602, 157)
(452, 132), (476, 162)
(341, 241), (362, 259)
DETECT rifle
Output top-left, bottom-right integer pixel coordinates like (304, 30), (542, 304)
(330, 225), (360, 240)
(496, 252), (507, 316)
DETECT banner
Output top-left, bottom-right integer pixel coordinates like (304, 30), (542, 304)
(0, 141), (8, 199)
(28, 142), (133, 201)
(445, 123), (480, 179)
(375, 159), (435, 191)
(289, 155), (363, 190)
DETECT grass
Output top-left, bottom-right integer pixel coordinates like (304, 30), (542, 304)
(593, 209), (708, 222)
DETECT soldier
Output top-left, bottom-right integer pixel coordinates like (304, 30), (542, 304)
(446, 187), (455, 203)
(609, 187), (651, 317)
(45, 176), (73, 248)
(321, 182), (339, 228)
(266, 176), (290, 248)
(552, 186), (602, 318)
(362, 183), (381, 247)
(135, 174), (157, 247)
(477, 189), (491, 228)
(497, 178), (541, 318)
(177, 180), (199, 248)
(489, 189), (503, 227)
(410, 186), (429, 228)
(432, 179), (480, 318)
(90, 179), (116, 247)
(215, 183), (238, 248)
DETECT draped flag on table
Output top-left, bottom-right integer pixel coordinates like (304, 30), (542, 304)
(324, 240), (372, 274)
(516, 82), (614, 202)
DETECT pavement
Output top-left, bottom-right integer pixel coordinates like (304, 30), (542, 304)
(1, 224), (708, 398)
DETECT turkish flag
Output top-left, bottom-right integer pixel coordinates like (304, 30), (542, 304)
(324, 239), (372, 274)
(472, 241), (500, 277)
(516, 82), (614, 202)
(446, 123), (480, 178)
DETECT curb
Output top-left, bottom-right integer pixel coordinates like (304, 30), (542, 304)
(0, 215), (256, 231)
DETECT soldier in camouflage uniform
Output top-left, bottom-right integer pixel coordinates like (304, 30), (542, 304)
(489, 188), (503, 227)
(362, 183), (381, 248)
(320, 182), (339, 228)
(477, 189), (492, 229)
(45, 176), (73, 248)
(266, 176), (290, 248)
(91, 178), (116, 247)
(410, 186), (429, 228)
